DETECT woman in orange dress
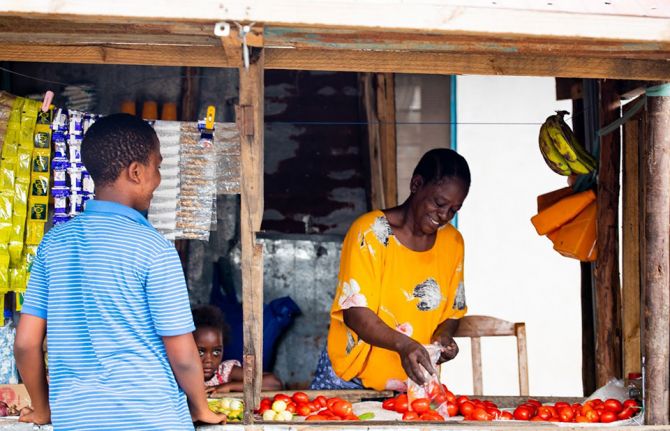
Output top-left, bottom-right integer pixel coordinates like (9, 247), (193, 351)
(311, 148), (470, 391)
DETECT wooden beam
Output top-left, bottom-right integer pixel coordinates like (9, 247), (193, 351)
(2, 43), (670, 80)
(361, 73), (384, 210)
(621, 97), (644, 381)
(376, 73), (398, 208)
(593, 79), (622, 388)
(643, 87), (670, 426)
(264, 49), (670, 81)
(3, 1), (670, 43)
(238, 49), (265, 423)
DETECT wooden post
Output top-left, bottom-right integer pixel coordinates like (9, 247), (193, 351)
(375, 73), (398, 208)
(238, 49), (265, 422)
(361, 73), (398, 210)
(594, 79), (622, 387)
(643, 88), (670, 425)
(621, 97), (644, 380)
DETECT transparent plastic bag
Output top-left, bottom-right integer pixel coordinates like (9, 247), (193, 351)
(407, 343), (450, 419)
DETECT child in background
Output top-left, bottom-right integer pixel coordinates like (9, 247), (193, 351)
(192, 305), (283, 393)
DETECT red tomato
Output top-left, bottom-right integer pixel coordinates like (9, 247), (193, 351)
(394, 394), (409, 413)
(315, 395), (328, 408)
(296, 404), (312, 416)
(459, 401), (475, 417)
(345, 414), (359, 420)
(456, 395), (470, 405)
(522, 403), (538, 417)
(445, 390), (456, 403)
(547, 405), (558, 419)
(600, 411), (618, 423)
(500, 411), (514, 420)
(420, 411), (444, 421)
(558, 406), (574, 422)
(257, 405), (269, 415)
(307, 401), (319, 412)
(433, 394), (447, 405)
(513, 406), (532, 421)
(530, 416), (545, 422)
(526, 399), (542, 408)
(381, 398), (396, 411)
(575, 415), (589, 423)
(260, 398), (272, 408)
(330, 400), (353, 418)
(286, 402), (296, 414)
(585, 410), (600, 422)
(604, 399), (624, 413)
(623, 399), (639, 410)
(486, 407), (501, 419)
(411, 398), (431, 414)
(274, 393), (292, 404)
(589, 398), (603, 407)
(326, 397), (343, 410)
(554, 401), (570, 410)
(446, 402), (458, 417)
(292, 392), (310, 405)
(402, 411), (419, 421)
(572, 403), (583, 411)
(537, 406), (553, 421)
(305, 414), (326, 421)
(618, 406), (637, 420)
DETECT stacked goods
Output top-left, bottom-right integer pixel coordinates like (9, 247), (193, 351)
(531, 189), (597, 261)
(207, 398), (243, 422)
(538, 111), (597, 176)
(255, 392), (374, 422)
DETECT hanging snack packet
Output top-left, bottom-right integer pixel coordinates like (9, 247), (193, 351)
(406, 343), (451, 419)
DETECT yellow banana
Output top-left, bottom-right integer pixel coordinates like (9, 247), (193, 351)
(545, 115), (579, 162)
(539, 123), (572, 176)
(555, 112), (598, 172)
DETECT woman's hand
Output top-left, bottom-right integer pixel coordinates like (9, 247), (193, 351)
(433, 334), (459, 364)
(397, 337), (435, 385)
(431, 318), (460, 364)
(18, 406), (51, 425)
(190, 406), (228, 424)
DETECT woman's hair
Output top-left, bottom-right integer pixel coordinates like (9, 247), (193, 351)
(192, 305), (229, 344)
(412, 148), (471, 188)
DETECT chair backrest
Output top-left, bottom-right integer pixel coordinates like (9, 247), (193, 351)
(453, 315), (529, 396)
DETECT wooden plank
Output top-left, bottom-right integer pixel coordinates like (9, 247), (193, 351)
(515, 323), (529, 397)
(593, 79), (622, 388)
(471, 336), (483, 396)
(643, 90), (670, 426)
(265, 27), (670, 60)
(264, 49), (670, 81)
(3, 1), (670, 42)
(361, 73), (384, 210)
(2, 43), (670, 81)
(621, 97), (643, 380)
(454, 315), (516, 337)
(376, 73), (398, 208)
(238, 49), (265, 423)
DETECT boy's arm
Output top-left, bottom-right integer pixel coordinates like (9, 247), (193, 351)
(14, 314), (50, 424)
(208, 369), (282, 394)
(162, 334), (226, 424)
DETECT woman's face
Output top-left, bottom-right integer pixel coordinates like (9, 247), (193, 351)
(194, 327), (224, 380)
(410, 175), (469, 234)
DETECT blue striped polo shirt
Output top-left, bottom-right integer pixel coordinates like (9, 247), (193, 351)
(22, 200), (195, 431)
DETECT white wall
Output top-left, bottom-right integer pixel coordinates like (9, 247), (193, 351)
(440, 76), (582, 397)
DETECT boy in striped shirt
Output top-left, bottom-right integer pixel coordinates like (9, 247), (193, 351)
(15, 114), (226, 430)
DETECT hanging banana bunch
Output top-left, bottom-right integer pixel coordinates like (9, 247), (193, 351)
(539, 111), (598, 176)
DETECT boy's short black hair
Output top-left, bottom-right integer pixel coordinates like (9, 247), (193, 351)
(81, 113), (158, 187)
(412, 148), (471, 188)
(192, 305), (229, 343)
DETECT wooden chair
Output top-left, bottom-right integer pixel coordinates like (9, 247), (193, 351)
(453, 315), (529, 396)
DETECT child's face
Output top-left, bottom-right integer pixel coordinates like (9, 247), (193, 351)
(194, 327), (224, 381)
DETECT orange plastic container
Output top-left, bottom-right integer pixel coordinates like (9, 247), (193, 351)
(553, 201), (597, 262)
(530, 189), (596, 236)
(142, 101), (158, 120)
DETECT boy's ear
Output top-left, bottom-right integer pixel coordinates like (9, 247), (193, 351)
(127, 161), (143, 184)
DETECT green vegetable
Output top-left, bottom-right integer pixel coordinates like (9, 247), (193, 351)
(358, 412), (375, 420)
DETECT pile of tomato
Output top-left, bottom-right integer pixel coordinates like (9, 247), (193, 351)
(256, 392), (370, 421)
(510, 398), (640, 423)
(381, 393), (446, 421)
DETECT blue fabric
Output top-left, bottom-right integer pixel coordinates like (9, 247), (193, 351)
(23, 200), (194, 431)
(310, 347), (364, 390)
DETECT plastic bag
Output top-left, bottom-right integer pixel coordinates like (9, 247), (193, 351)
(407, 343), (450, 418)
